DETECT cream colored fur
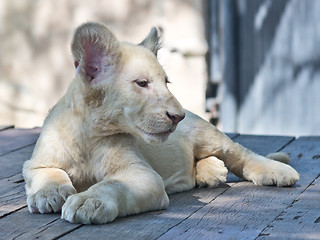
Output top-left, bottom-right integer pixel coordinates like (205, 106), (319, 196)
(23, 22), (299, 224)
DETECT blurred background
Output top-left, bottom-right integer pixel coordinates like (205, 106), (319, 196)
(0, 0), (319, 136)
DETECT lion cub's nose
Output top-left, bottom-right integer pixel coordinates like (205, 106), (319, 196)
(166, 112), (185, 125)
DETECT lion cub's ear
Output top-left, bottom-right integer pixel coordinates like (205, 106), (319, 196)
(71, 22), (120, 84)
(139, 27), (161, 56)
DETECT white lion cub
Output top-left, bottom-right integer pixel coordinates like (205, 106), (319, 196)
(23, 22), (299, 224)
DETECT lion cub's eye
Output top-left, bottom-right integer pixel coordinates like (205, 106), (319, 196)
(134, 79), (149, 88)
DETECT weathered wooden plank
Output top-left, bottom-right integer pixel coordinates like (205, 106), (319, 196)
(257, 176), (320, 240)
(0, 125), (14, 131)
(157, 183), (302, 240)
(0, 207), (81, 240)
(0, 173), (80, 239)
(0, 172), (82, 240)
(0, 145), (37, 215)
(233, 134), (294, 156)
(0, 128), (40, 156)
(58, 186), (233, 240)
(0, 173), (25, 218)
(2, 135), (317, 240)
(0, 144), (35, 180)
(0, 186), (231, 240)
(277, 137), (320, 186)
(156, 136), (320, 239)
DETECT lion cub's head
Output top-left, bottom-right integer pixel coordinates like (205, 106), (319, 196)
(70, 22), (185, 143)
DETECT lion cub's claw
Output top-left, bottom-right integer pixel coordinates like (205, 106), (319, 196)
(27, 185), (76, 214)
(196, 156), (228, 188)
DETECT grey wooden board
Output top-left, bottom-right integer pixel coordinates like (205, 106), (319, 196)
(0, 172), (81, 240)
(0, 186), (232, 240)
(233, 134), (294, 156)
(1, 135), (319, 240)
(58, 186), (233, 240)
(158, 183), (302, 240)
(0, 128), (40, 156)
(0, 171), (81, 239)
(0, 144), (35, 180)
(156, 136), (320, 239)
(279, 137), (320, 186)
(0, 173), (25, 218)
(257, 176), (320, 240)
(0, 125), (14, 131)
(0, 207), (81, 240)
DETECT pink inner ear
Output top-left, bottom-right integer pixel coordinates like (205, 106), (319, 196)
(83, 42), (103, 81)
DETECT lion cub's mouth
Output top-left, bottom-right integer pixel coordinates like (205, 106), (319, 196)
(136, 126), (173, 141)
(137, 126), (171, 136)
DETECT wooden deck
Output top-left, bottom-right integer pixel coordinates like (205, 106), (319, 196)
(0, 126), (319, 240)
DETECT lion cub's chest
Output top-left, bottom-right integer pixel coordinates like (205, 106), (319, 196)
(66, 135), (137, 192)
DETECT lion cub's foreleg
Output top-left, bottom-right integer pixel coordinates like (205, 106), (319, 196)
(199, 137), (299, 186)
(23, 163), (76, 213)
(62, 164), (169, 224)
(195, 156), (228, 188)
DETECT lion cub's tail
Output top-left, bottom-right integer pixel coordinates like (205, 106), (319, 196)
(266, 152), (290, 164)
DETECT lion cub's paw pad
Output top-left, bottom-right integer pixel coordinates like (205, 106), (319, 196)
(62, 194), (118, 224)
(196, 157), (228, 188)
(27, 185), (76, 214)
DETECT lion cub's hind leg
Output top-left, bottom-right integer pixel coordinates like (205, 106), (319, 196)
(195, 156), (228, 188)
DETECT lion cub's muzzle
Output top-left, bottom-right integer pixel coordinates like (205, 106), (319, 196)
(137, 111), (185, 143)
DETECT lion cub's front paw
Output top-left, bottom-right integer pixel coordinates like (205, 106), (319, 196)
(61, 193), (119, 224)
(244, 157), (300, 187)
(196, 156), (228, 188)
(27, 185), (76, 214)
